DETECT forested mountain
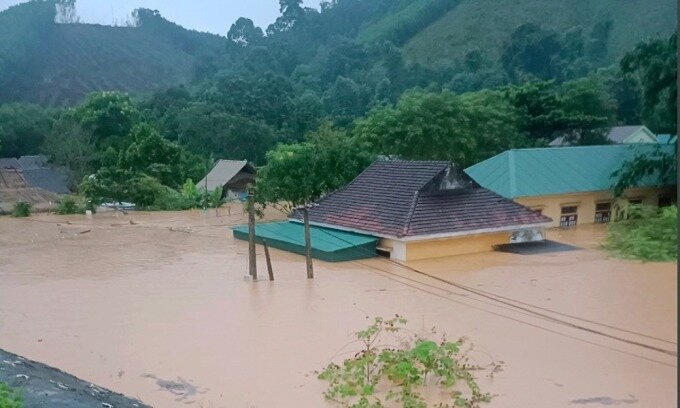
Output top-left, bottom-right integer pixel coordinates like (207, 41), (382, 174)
(0, 0), (675, 106)
(0, 0), (675, 211)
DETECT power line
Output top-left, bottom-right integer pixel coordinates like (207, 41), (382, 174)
(310, 226), (677, 357)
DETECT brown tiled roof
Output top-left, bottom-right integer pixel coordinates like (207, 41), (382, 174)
(292, 160), (551, 238)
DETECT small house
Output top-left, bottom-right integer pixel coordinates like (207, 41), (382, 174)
(198, 160), (256, 200)
(465, 144), (677, 229)
(549, 125), (657, 146)
(290, 160), (551, 261)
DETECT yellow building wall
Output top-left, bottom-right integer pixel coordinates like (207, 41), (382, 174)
(403, 232), (510, 261)
(515, 187), (670, 228)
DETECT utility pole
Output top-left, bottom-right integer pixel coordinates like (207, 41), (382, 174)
(303, 206), (314, 279)
(247, 188), (257, 280)
(263, 240), (274, 281)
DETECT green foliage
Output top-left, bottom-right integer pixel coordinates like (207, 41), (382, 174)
(611, 146), (677, 196)
(41, 116), (98, 182)
(0, 382), (23, 408)
(620, 33), (677, 133)
(56, 195), (85, 215)
(0, 103), (55, 157)
(318, 316), (499, 408)
(604, 205), (677, 262)
(73, 92), (139, 146)
(256, 123), (375, 211)
(12, 202), (31, 218)
(355, 89), (526, 167)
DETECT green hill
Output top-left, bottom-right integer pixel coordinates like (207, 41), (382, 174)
(403, 0), (677, 68)
(0, 2), (227, 106)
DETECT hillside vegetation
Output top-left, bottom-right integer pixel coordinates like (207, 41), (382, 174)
(0, 2), (229, 106)
(404, 0), (677, 68)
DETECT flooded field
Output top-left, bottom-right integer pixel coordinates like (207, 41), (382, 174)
(0, 209), (676, 407)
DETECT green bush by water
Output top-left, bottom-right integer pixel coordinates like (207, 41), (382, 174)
(0, 383), (23, 408)
(56, 196), (86, 215)
(604, 205), (677, 262)
(11, 202), (31, 217)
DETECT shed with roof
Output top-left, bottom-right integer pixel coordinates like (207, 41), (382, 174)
(198, 160), (256, 200)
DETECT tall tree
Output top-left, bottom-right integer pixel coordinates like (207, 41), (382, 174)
(620, 33), (677, 133)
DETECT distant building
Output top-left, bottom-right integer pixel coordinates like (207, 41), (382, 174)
(290, 160), (551, 261)
(0, 155), (70, 194)
(198, 160), (256, 200)
(465, 144), (676, 229)
(0, 167), (58, 213)
(549, 125), (657, 146)
(656, 134), (677, 144)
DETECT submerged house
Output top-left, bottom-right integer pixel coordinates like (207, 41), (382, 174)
(465, 144), (677, 229)
(289, 160), (551, 261)
(549, 125), (657, 146)
(198, 160), (256, 200)
(0, 167), (58, 213)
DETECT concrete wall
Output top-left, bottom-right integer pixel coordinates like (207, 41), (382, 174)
(515, 187), (672, 228)
(380, 232), (510, 261)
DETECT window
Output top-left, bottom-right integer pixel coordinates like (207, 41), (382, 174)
(658, 196), (673, 207)
(560, 206), (578, 227)
(531, 207), (544, 215)
(594, 202), (611, 224)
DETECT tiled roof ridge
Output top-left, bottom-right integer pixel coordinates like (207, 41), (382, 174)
(507, 143), (657, 153)
(401, 190), (421, 238)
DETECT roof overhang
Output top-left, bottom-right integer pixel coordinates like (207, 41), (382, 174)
(290, 219), (552, 242)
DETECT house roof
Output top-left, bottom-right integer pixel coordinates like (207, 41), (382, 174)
(291, 160), (550, 239)
(0, 169), (58, 210)
(21, 168), (70, 194)
(0, 158), (21, 170)
(17, 155), (50, 170)
(549, 125), (656, 146)
(465, 144), (677, 199)
(656, 134), (677, 144)
(198, 160), (255, 192)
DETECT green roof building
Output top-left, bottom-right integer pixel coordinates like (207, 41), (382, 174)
(465, 144), (676, 228)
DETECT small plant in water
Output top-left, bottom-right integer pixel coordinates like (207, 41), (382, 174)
(0, 382), (23, 408)
(12, 202), (31, 217)
(318, 316), (501, 408)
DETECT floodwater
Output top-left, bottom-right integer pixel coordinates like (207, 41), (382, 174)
(0, 209), (676, 407)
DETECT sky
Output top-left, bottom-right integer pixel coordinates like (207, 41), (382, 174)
(0, 0), (319, 36)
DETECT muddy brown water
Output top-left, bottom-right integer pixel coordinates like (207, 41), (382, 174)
(0, 209), (676, 407)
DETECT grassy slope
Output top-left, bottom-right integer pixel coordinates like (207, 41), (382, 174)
(403, 0), (677, 68)
(1, 24), (197, 106)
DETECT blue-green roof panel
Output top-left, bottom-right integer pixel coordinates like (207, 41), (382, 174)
(466, 144), (676, 199)
(232, 221), (378, 262)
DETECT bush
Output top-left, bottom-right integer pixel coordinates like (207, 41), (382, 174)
(604, 204), (677, 262)
(56, 196), (85, 215)
(151, 187), (195, 211)
(318, 316), (500, 408)
(11, 202), (31, 217)
(0, 382), (23, 408)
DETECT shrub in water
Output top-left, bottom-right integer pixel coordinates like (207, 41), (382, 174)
(604, 204), (677, 262)
(0, 382), (23, 408)
(12, 202), (31, 217)
(318, 316), (500, 408)
(56, 196), (85, 215)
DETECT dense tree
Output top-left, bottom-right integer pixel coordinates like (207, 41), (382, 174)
(621, 33), (677, 133)
(41, 116), (98, 182)
(0, 103), (54, 157)
(73, 92), (139, 147)
(256, 122), (374, 211)
(355, 89), (526, 167)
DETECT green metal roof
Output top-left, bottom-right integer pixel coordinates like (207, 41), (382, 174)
(232, 221), (378, 262)
(465, 144), (677, 199)
(656, 134), (677, 144)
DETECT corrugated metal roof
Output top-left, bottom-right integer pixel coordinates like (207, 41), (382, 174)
(549, 126), (656, 146)
(232, 221), (378, 262)
(465, 144), (677, 199)
(197, 160), (254, 192)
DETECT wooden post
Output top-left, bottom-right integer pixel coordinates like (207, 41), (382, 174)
(303, 207), (314, 279)
(248, 189), (257, 280)
(263, 240), (274, 281)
